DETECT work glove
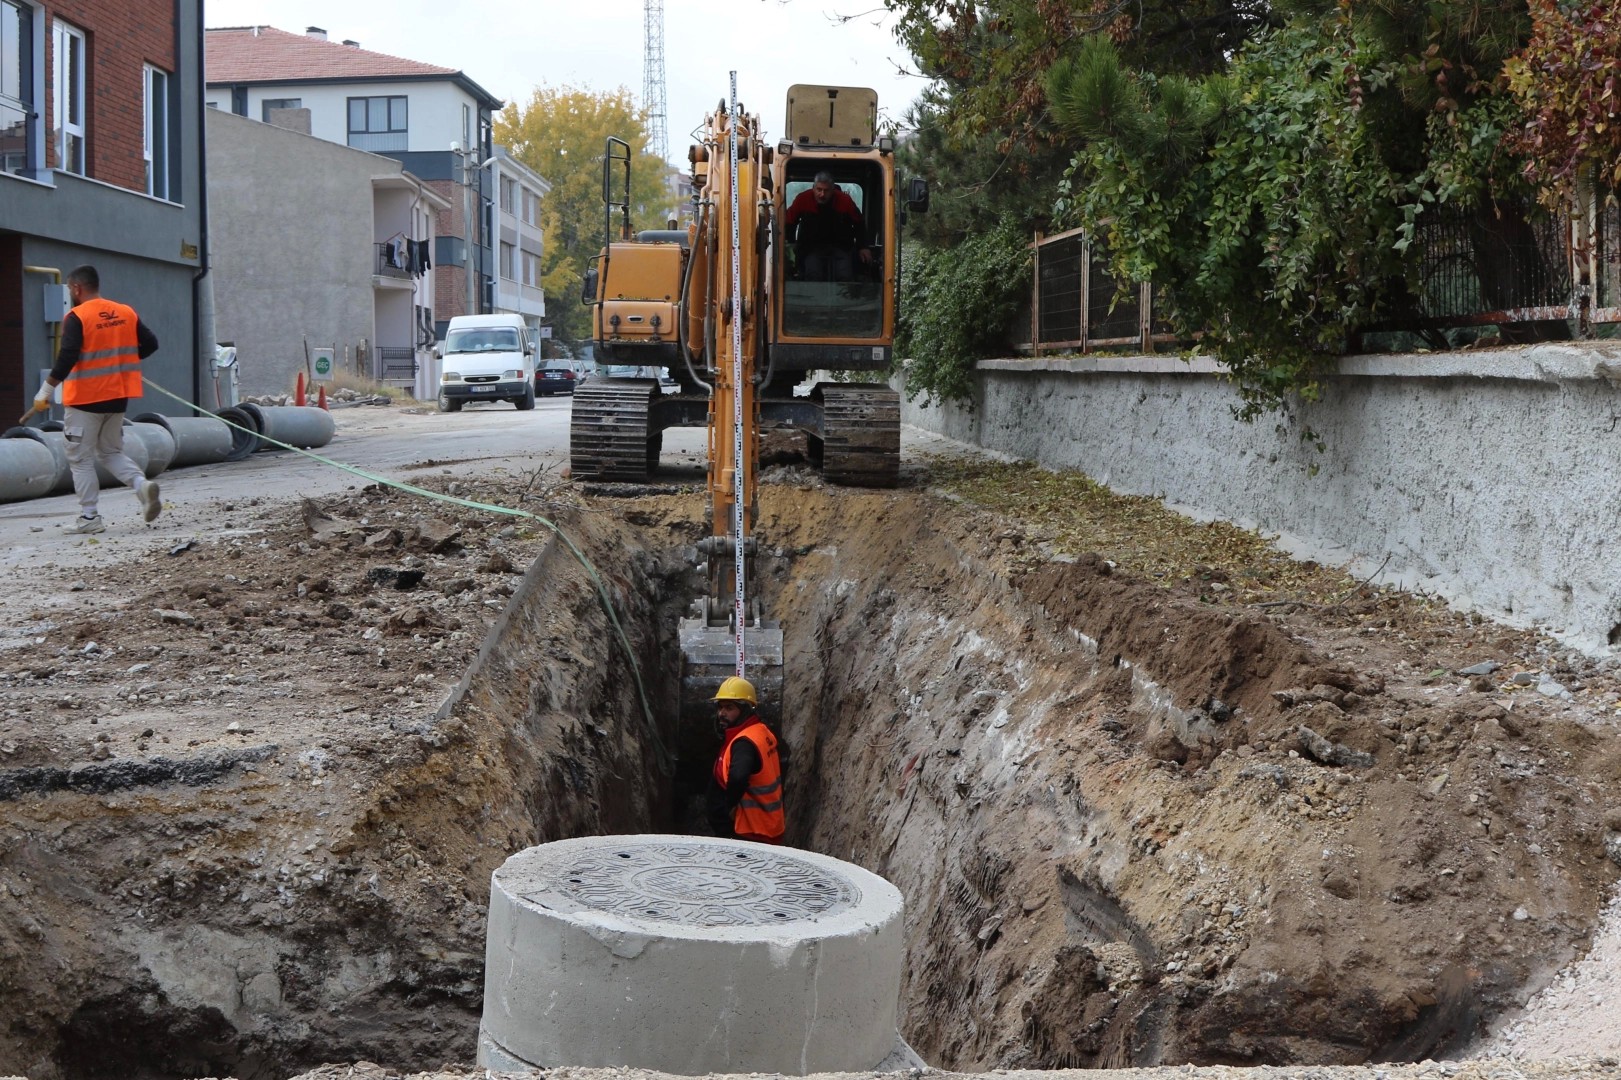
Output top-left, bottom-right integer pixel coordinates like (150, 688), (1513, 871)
(31, 384), (52, 411)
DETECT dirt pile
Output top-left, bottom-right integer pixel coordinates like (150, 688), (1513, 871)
(1, 460), (1619, 1079)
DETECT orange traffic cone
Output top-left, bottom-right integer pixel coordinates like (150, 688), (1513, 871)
(295, 370), (307, 406)
(317, 384), (328, 410)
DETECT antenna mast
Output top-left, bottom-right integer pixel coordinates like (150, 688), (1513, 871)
(642, 0), (669, 163)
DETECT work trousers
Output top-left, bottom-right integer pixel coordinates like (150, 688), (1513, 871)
(63, 407), (145, 517)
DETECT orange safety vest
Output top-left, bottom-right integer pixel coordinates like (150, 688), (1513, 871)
(713, 719), (785, 842)
(63, 299), (144, 406)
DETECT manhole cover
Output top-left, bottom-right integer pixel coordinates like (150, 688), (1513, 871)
(523, 839), (862, 926)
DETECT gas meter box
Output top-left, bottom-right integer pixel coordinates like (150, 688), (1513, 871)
(43, 284), (71, 323)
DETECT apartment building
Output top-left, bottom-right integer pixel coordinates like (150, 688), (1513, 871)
(0, 0), (207, 417)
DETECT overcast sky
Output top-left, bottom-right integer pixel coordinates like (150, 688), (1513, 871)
(203, 0), (927, 161)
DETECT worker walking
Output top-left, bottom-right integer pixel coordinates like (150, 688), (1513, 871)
(707, 677), (786, 845)
(32, 265), (163, 534)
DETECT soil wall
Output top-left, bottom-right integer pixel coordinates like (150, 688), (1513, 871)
(895, 345), (1621, 655)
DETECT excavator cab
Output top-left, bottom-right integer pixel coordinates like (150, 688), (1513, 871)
(779, 163), (886, 338)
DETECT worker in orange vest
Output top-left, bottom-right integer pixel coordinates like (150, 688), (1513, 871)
(706, 676), (786, 844)
(33, 265), (164, 535)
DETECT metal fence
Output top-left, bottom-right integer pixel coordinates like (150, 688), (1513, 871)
(377, 346), (416, 381)
(1026, 189), (1621, 353)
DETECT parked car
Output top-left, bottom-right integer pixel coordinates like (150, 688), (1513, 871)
(436, 314), (536, 412)
(535, 361), (579, 396)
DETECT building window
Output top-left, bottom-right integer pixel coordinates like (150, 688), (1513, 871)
(347, 94), (406, 151)
(261, 96), (300, 122)
(499, 175), (515, 214)
(51, 18), (84, 174)
(522, 189), (541, 226)
(1, 0), (37, 177)
(522, 251), (540, 288)
(500, 241), (516, 281)
(144, 65), (170, 200)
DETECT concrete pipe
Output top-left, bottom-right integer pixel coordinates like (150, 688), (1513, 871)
(216, 406), (261, 462)
(3, 427), (72, 494)
(131, 414), (235, 469)
(122, 421), (175, 478)
(1, 426), (146, 490)
(478, 835), (918, 1076)
(0, 436), (62, 502)
(251, 405), (336, 451)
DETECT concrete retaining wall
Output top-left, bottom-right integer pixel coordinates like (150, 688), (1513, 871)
(899, 344), (1621, 655)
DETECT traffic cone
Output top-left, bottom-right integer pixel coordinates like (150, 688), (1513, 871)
(295, 370), (307, 406)
(317, 384), (328, 410)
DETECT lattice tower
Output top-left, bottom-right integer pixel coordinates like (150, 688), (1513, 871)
(642, 0), (669, 163)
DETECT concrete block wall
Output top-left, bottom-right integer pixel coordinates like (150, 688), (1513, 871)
(899, 344), (1621, 655)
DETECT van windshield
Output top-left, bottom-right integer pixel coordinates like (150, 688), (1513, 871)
(444, 328), (522, 354)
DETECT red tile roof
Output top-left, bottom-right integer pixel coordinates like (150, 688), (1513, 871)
(205, 25), (498, 105)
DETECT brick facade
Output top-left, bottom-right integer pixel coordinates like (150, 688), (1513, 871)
(44, 0), (177, 192)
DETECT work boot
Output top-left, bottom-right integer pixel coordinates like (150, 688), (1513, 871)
(66, 514), (105, 535)
(138, 479), (162, 523)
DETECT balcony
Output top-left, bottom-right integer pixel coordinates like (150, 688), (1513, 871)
(375, 243), (411, 279)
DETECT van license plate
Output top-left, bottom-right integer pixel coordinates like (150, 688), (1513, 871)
(473, 386), (497, 393)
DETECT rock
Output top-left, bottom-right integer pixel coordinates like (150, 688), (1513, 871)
(366, 567), (423, 591)
(154, 609), (196, 626)
(481, 552), (515, 574)
(1297, 725), (1375, 768)
(1510, 672), (1537, 686)
(1457, 661), (1501, 676)
(363, 528), (401, 549)
(1605, 832), (1621, 868)
(1321, 867), (1357, 899)
(1535, 677), (1573, 700)
(1512, 907), (1530, 922)
(976, 916), (1003, 944)
(1207, 698), (1234, 722)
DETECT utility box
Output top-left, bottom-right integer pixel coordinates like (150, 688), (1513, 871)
(785, 85), (877, 148)
(42, 284), (71, 323)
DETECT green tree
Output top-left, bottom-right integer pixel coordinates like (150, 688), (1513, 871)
(495, 86), (677, 344)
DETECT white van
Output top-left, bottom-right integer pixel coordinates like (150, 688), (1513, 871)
(436, 314), (536, 412)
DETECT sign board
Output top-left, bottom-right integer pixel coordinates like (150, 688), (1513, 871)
(539, 326), (553, 339)
(311, 347), (335, 382)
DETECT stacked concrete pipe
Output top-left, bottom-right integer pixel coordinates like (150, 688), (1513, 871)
(0, 433), (59, 502)
(478, 835), (920, 1075)
(235, 404), (337, 453)
(123, 421), (176, 477)
(1, 425), (151, 494)
(131, 413), (236, 468)
(215, 406), (261, 462)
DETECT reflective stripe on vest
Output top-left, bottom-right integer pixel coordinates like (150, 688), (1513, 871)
(63, 300), (143, 406)
(718, 720), (784, 839)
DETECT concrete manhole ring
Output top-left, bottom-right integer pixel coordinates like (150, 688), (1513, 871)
(528, 839), (861, 926)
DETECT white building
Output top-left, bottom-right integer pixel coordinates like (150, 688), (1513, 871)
(491, 147), (551, 339)
(204, 24), (514, 341)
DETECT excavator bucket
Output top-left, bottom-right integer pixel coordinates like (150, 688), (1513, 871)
(677, 616), (784, 743)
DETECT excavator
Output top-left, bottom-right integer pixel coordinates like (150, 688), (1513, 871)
(572, 81), (928, 736)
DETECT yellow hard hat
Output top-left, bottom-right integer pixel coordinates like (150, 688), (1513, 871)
(712, 676), (758, 705)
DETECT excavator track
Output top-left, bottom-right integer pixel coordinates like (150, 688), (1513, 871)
(814, 383), (901, 488)
(569, 379), (662, 481)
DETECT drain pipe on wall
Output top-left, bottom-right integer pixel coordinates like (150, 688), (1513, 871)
(187, 0), (213, 416)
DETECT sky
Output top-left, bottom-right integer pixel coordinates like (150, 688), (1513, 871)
(202, 0), (929, 162)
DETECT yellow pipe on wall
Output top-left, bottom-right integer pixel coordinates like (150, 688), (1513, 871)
(21, 265), (65, 377)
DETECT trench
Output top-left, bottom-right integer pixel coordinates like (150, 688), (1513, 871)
(21, 482), (1603, 1079)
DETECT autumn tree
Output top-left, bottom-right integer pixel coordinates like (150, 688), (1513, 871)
(495, 86), (678, 344)
(1503, 0), (1621, 209)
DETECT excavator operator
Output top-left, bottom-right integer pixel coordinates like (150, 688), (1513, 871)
(707, 677), (786, 845)
(785, 171), (871, 282)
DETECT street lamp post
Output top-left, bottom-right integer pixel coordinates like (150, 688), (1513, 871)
(451, 141), (496, 316)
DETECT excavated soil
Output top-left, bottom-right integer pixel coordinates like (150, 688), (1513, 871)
(2, 458), (1621, 1080)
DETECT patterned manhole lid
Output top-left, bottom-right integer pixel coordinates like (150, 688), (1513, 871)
(525, 840), (862, 926)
